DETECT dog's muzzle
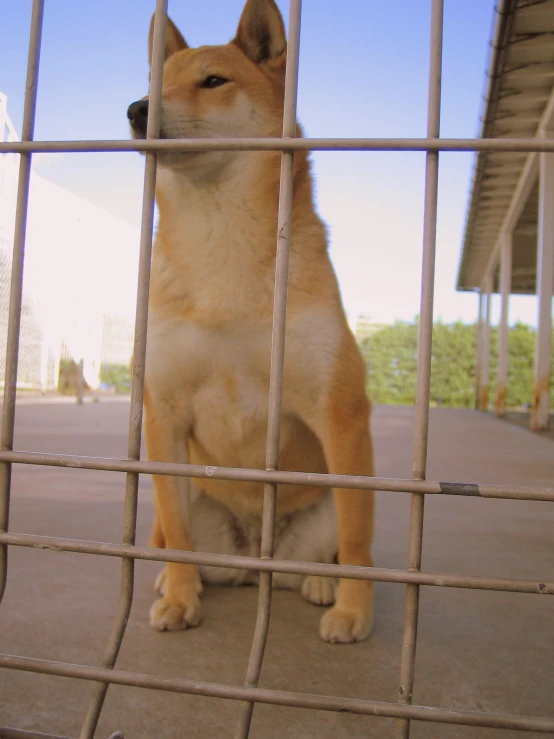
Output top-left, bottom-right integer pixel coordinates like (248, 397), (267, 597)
(127, 99), (149, 136)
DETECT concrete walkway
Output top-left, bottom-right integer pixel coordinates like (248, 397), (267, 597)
(0, 402), (552, 739)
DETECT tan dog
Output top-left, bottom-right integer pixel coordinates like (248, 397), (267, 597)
(128, 0), (375, 643)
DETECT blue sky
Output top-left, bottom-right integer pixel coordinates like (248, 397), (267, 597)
(1, 0), (541, 326)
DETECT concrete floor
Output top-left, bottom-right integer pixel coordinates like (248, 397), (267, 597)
(0, 400), (553, 739)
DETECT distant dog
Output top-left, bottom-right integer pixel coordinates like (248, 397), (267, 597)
(128, 0), (375, 643)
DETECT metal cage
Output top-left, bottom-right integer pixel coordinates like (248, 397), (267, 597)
(0, 1), (553, 738)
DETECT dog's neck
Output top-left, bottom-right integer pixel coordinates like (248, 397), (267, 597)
(156, 152), (279, 228)
(149, 149), (322, 326)
(150, 152), (281, 323)
(154, 149), (315, 256)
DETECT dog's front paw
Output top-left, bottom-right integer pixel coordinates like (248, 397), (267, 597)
(149, 570), (203, 632)
(150, 588), (202, 632)
(301, 575), (336, 606)
(319, 603), (372, 644)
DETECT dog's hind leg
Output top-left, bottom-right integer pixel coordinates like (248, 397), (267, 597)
(273, 490), (338, 605)
(301, 574), (337, 606)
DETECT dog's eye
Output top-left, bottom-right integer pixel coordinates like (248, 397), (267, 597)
(200, 75), (229, 89)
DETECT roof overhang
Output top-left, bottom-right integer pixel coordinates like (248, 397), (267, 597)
(457, 0), (554, 295)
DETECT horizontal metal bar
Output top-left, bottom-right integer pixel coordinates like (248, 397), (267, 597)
(0, 729), (121, 739)
(0, 730), (73, 739)
(0, 531), (550, 595)
(0, 654), (552, 733)
(2, 137), (554, 154)
(0, 449), (552, 501)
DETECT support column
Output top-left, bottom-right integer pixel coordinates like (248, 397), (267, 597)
(496, 233), (512, 416)
(532, 151), (554, 431)
(76, 357), (84, 406)
(475, 290), (483, 410)
(480, 274), (492, 411)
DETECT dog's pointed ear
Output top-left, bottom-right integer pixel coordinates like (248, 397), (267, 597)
(148, 14), (188, 67)
(233, 0), (286, 64)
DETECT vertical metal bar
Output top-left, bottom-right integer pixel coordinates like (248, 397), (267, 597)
(76, 358), (85, 405)
(234, 3), (302, 737)
(496, 233), (512, 417)
(531, 149), (554, 431)
(0, 0), (44, 605)
(78, 3), (167, 736)
(480, 273), (492, 411)
(396, 1), (443, 737)
(475, 289), (483, 410)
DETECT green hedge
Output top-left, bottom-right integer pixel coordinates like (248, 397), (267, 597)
(361, 321), (554, 408)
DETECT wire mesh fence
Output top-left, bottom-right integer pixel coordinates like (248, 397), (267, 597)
(0, 1), (553, 738)
(1, 93), (139, 395)
(0, 107), (59, 392)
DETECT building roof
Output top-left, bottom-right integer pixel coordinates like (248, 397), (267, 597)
(457, 0), (554, 294)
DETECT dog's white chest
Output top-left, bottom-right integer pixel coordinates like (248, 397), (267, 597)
(146, 309), (341, 466)
(146, 317), (273, 459)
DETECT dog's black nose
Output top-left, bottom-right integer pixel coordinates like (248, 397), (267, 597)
(127, 100), (149, 131)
